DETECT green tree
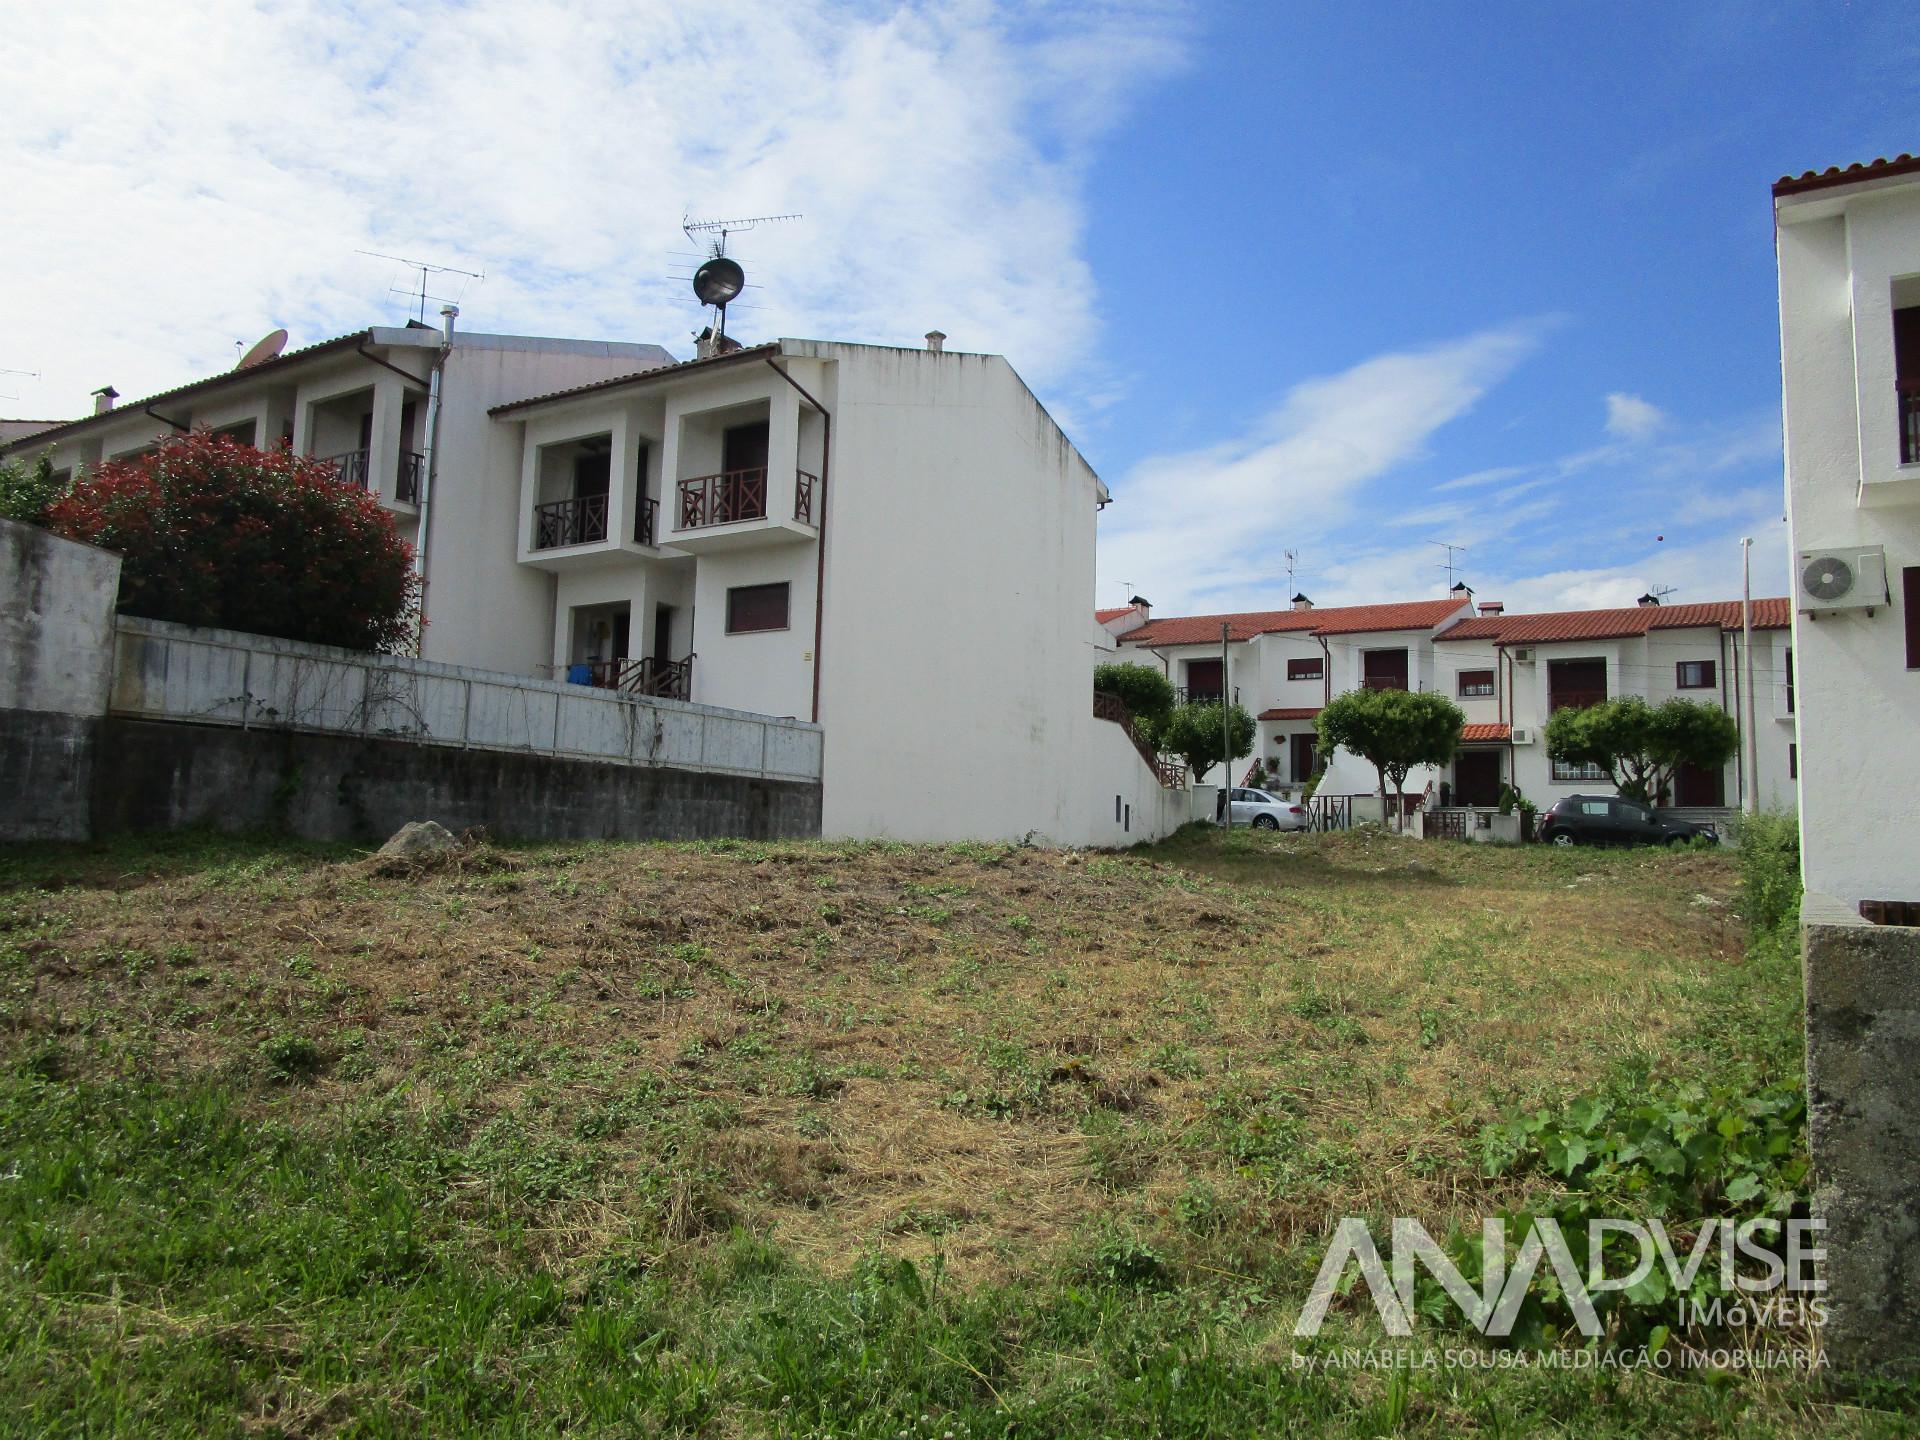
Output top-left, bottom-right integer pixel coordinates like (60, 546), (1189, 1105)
(1094, 662), (1176, 742)
(1317, 689), (1466, 829)
(0, 450), (61, 525)
(1544, 696), (1739, 804)
(1160, 700), (1255, 784)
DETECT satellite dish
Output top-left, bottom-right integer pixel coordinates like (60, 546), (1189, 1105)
(1802, 555), (1855, 603)
(692, 257), (746, 308)
(235, 328), (289, 370)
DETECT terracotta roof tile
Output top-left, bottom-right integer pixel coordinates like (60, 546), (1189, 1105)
(1434, 598), (1789, 645)
(1094, 607), (1134, 624)
(1258, 706), (1323, 722)
(1774, 153), (1920, 198)
(1461, 723), (1511, 742)
(1118, 598), (1468, 647)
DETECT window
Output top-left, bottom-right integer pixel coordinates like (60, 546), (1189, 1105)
(1553, 759), (1609, 782)
(1789, 743), (1798, 780)
(1898, 306), (1920, 465)
(1907, 568), (1920, 669)
(1579, 800), (1611, 817)
(1676, 660), (1716, 689)
(725, 582), (790, 634)
(1785, 648), (1795, 713)
(1287, 657), (1323, 681)
(1457, 669), (1494, 698)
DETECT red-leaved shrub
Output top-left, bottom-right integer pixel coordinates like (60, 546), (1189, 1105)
(47, 431), (418, 652)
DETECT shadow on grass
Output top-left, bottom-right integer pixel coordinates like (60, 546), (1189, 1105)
(1140, 824), (1460, 891)
(0, 827), (358, 893)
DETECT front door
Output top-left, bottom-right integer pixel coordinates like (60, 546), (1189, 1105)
(1290, 732), (1317, 784)
(1674, 760), (1725, 807)
(1453, 749), (1501, 807)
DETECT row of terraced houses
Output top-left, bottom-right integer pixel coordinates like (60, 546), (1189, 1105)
(1095, 586), (1796, 814)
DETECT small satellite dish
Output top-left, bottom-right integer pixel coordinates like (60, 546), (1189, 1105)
(692, 257), (746, 308)
(235, 328), (288, 370)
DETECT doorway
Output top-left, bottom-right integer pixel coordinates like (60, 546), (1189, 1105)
(652, 604), (675, 664)
(1290, 732), (1317, 785)
(1453, 749), (1502, 807)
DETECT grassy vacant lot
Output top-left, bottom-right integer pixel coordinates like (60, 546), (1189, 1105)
(0, 825), (1904, 1436)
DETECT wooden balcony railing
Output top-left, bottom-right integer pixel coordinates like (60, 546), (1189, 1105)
(317, 448), (370, 490)
(1361, 676), (1408, 691)
(534, 493), (609, 549)
(397, 450), (425, 504)
(795, 469), (818, 525)
(635, 495), (658, 546)
(678, 467), (768, 528)
(569, 654), (694, 701)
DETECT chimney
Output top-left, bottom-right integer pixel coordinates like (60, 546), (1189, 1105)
(92, 385), (118, 415)
(694, 326), (717, 361)
(440, 303), (459, 346)
(1637, 592), (1661, 607)
(1451, 581), (1473, 599)
(1129, 594), (1150, 619)
(1291, 592), (1313, 611)
(925, 330), (946, 353)
(1478, 600), (1504, 616)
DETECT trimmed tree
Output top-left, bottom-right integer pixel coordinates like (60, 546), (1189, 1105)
(1160, 699), (1256, 785)
(46, 431), (418, 652)
(1093, 661), (1176, 743)
(0, 450), (61, 525)
(1544, 696), (1739, 804)
(1316, 688), (1467, 829)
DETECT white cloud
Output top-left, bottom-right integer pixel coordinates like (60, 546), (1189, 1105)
(1604, 391), (1667, 441)
(2, 0), (1187, 420)
(1098, 324), (1541, 612)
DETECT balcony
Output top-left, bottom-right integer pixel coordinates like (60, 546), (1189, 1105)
(535, 493), (609, 549)
(1901, 384), (1920, 467)
(315, 447), (424, 506)
(1361, 677), (1408, 692)
(569, 654), (694, 702)
(1548, 689), (1607, 713)
(669, 466), (819, 552)
(1174, 686), (1239, 705)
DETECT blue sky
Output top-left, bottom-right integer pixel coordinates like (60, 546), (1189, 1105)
(6, 1), (1913, 614)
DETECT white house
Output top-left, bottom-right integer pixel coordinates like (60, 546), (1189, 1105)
(1432, 596), (1796, 812)
(5, 323), (1184, 847)
(1775, 153), (1920, 917)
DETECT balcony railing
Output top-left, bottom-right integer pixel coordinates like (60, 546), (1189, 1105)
(316, 447), (425, 503)
(635, 495), (658, 546)
(1901, 383), (1920, 466)
(570, 654), (695, 701)
(1361, 676), (1408, 691)
(317, 448), (369, 489)
(1173, 686), (1239, 705)
(397, 450), (424, 504)
(1548, 689), (1607, 713)
(795, 469), (818, 525)
(1094, 689), (1186, 788)
(678, 467), (768, 528)
(535, 493), (609, 549)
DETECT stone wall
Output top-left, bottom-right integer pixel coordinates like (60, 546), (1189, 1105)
(1803, 917), (1920, 1376)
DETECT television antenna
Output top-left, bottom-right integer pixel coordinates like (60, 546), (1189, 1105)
(1647, 583), (1679, 602)
(1284, 548), (1299, 595)
(0, 365), (39, 404)
(356, 249), (485, 322)
(1429, 539), (1467, 591)
(680, 213), (800, 344)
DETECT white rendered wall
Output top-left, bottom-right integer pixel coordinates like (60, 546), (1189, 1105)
(1778, 183), (1920, 906)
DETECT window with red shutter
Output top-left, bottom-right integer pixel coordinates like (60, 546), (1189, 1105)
(726, 582), (790, 634)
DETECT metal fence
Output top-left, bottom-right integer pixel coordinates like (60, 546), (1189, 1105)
(108, 616), (823, 783)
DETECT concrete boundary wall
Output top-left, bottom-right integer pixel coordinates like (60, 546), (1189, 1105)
(109, 616), (823, 783)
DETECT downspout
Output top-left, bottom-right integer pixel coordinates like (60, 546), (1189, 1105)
(410, 305), (457, 654)
(1318, 633), (1332, 708)
(763, 354), (831, 724)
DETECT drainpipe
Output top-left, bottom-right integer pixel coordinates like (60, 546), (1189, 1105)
(1317, 634), (1332, 708)
(762, 354), (830, 724)
(410, 305), (457, 653)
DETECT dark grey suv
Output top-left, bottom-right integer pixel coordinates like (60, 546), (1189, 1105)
(1536, 794), (1716, 847)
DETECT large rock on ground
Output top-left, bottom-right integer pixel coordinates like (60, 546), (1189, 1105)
(375, 820), (459, 863)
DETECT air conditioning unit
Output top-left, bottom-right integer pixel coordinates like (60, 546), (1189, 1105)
(1510, 727), (1535, 746)
(1511, 648), (1535, 663)
(1797, 545), (1888, 615)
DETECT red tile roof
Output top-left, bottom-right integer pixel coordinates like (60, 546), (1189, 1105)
(1118, 598), (1469, 647)
(1461, 723), (1511, 743)
(1433, 598), (1791, 645)
(1094, 606), (1135, 624)
(1774, 153), (1920, 198)
(490, 343), (776, 414)
(1257, 706), (1322, 722)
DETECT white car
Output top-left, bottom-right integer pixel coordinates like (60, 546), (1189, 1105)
(1225, 787), (1309, 831)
